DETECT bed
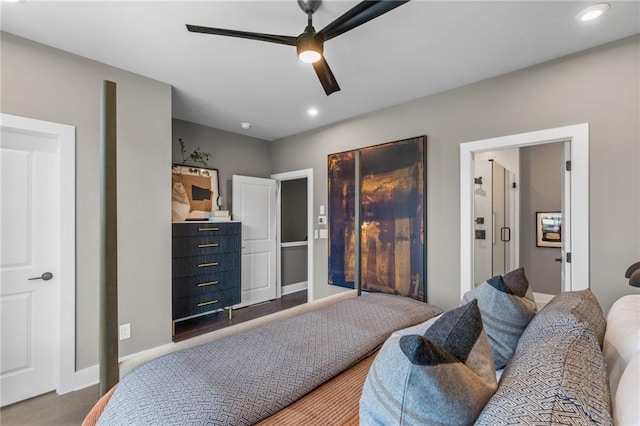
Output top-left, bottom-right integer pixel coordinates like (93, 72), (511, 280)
(84, 292), (442, 425)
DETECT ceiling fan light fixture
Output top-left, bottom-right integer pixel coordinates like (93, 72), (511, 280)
(297, 32), (323, 63)
(299, 50), (322, 64)
(576, 3), (610, 22)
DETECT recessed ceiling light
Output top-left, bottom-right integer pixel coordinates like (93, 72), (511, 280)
(240, 122), (251, 130)
(307, 107), (319, 117)
(576, 3), (610, 22)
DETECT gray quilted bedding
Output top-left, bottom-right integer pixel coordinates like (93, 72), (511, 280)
(97, 293), (441, 426)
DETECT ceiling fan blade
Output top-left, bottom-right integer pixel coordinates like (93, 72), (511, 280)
(312, 57), (340, 96)
(316, 0), (410, 42)
(186, 25), (297, 46)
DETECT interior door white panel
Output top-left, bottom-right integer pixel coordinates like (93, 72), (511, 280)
(1, 127), (59, 407)
(232, 175), (277, 308)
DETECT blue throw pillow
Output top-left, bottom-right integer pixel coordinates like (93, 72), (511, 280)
(461, 274), (537, 369)
(360, 300), (497, 425)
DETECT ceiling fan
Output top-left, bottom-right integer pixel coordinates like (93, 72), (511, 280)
(186, 0), (410, 96)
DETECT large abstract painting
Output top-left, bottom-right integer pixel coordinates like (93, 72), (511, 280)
(328, 136), (426, 301)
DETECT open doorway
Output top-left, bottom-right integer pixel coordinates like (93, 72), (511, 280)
(272, 168), (314, 304)
(472, 143), (566, 304)
(279, 178), (309, 296)
(461, 124), (589, 304)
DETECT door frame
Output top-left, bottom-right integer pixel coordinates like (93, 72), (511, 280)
(460, 123), (589, 296)
(0, 113), (76, 395)
(271, 169), (314, 303)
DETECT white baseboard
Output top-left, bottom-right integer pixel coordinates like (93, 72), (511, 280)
(58, 364), (99, 395)
(58, 341), (177, 394)
(282, 281), (307, 295)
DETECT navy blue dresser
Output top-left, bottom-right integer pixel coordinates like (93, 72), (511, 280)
(172, 222), (241, 332)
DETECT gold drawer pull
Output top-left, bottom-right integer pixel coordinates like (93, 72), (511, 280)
(198, 243), (220, 248)
(197, 299), (219, 307)
(197, 262), (219, 268)
(198, 227), (220, 232)
(197, 280), (219, 288)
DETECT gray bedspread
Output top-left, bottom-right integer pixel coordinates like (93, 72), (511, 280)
(97, 293), (441, 425)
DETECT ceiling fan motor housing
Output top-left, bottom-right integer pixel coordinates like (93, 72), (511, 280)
(297, 30), (323, 61)
(297, 0), (322, 15)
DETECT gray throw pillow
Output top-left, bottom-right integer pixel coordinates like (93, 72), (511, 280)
(461, 275), (537, 369)
(502, 267), (536, 304)
(360, 300), (497, 425)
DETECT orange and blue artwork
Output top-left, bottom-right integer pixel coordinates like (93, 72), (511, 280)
(328, 136), (426, 301)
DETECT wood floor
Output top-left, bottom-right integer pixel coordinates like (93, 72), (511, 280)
(173, 289), (307, 341)
(0, 384), (100, 426)
(0, 290), (307, 425)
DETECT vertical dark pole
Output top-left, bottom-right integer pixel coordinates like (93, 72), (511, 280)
(99, 80), (119, 395)
(355, 151), (362, 296)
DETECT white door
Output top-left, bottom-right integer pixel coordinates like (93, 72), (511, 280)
(232, 175), (277, 307)
(1, 127), (59, 406)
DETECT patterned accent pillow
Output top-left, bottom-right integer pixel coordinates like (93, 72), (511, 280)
(523, 289), (606, 347)
(477, 323), (612, 425)
(359, 300), (497, 425)
(461, 275), (537, 369)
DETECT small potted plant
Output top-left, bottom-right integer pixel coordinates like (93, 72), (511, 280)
(173, 138), (212, 181)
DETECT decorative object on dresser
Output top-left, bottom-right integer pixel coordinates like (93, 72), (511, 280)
(210, 209), (231, 222)
(171, 222), (241, 335)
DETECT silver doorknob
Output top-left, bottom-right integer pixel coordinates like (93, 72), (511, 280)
(28, 272), (53, 281)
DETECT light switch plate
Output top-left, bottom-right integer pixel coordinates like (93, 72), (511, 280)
(319, 229), (328, 239)
(318, 215), (327, 225)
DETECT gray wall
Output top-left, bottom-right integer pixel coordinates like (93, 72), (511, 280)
(282, 245), (308, 287)
(281, 178), (308, 242)
(1, 33), (173, 369)
(171, 119), (271, 214)
(271, 35), (640, 313)
(520, 143), (563, 295)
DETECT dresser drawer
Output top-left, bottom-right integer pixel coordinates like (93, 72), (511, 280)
(172, 288), (239, 319)
(172, 235), (240, 258)
(172, 222), (240, 238)
(172, 253), (239, 278)
(172, 270), (239, 299)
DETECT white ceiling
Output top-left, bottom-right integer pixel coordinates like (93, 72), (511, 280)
(2, 1), (639, 141)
